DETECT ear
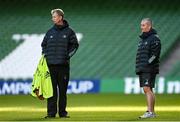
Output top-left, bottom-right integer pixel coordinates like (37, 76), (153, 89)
(59, 16), (63, 21)
(148, 25), (152, 30)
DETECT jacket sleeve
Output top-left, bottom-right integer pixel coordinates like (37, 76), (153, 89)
(148, 37), (161, 64)
(68, 30), (79, 58)
(41, 34), (48, 54)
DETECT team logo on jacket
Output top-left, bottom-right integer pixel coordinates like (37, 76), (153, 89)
(63, 35), (67, 38)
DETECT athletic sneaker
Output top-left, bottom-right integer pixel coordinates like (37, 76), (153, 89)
(139, 111), (156, 119)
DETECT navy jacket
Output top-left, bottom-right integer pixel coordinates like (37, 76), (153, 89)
(41, 20), (79, 65)
(136, 29), (161, 75)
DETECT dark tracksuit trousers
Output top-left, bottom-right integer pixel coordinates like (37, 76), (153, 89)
(47, 64), (69, 117)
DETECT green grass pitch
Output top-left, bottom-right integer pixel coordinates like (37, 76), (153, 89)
(0, 94), (180, 121)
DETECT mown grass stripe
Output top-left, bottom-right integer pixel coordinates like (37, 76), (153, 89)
(1, 106), (180, 112)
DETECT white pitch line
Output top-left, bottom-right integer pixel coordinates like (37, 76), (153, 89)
(0, 106), (180, 112)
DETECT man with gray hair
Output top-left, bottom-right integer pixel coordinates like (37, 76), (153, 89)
(136, 18), (161, 119)
(41, 8), (79, 118)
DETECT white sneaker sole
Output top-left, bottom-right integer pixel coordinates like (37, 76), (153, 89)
(139, 115), (156, 119)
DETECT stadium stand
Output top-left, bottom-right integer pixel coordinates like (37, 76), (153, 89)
(167, 62), (180, 77)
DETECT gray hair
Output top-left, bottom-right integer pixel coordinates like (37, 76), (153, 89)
(51, 8), (64, 17)
(141, 18), (153, 26)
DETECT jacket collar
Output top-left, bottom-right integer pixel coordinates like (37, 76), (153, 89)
(53, 20), (69, 30)
(139, 28), (157, 39)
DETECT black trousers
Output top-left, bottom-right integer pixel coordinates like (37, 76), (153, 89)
(47, 64), (69, 116)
